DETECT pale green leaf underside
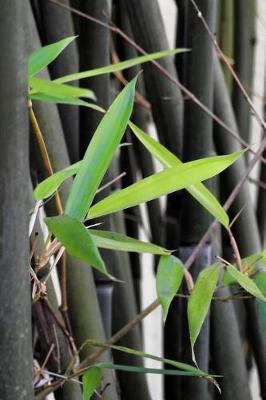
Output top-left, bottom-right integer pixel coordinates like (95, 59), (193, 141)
(65, 75), (138, 220)
(34, 161), (82, 201)
(28, 36), (76, 77)
(55, 48), (189, 84)
(29, 76), (96, 101)
(30, 93), (104, 112)
(188, 264), (221, 361)
(87, 151), (243, 220)
(156, 255), (184, 321)
(90, 229), (170, 255)
(45, 215), (108, 276)
(227, 263), (266, 302)
(82, 367), (101, 400)
(129, 122), (229, 228)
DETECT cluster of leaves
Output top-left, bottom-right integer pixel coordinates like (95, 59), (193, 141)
(29, 37), (266, 398)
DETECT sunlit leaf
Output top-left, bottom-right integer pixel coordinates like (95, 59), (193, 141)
(28, 36), (76, 77)
(82, 367), (101, 400)
(29, 77), (96, 100)
(226, 263), (266, 302)
(129, 122), (229, 228)
(188, 264), (221, 363)
(54, 48), (189, 84)
(30, 92), (104, 112)
(34, 161), (82, 201)
(156, 255), (184, 321)
(65, 75), (138, 220)
(45, 215), (108, 276)
(87, 151), (243, 220)
(90, 229), (170, 255)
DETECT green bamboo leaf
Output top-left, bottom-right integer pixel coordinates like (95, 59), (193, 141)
(95, 362), (203, 376)
(54, 48), (188, 84)
(30, 92), (104, 112)
(188, 264), (221, 363)
(226, 263), (266, 302)
(28, 36), (76, 77)
(87, 151), (243, 220)
(34, 161), (82, 201)
(65, 75), (138, 220)
(129, 122), (229, 228)
(29, 77), (96, 101)
(84, 339), (207, 376)
(90, 229), (170, 255)
(156, 255), (184, 321)
(45, 215), (108, 276)
(82, 367), (101, 400)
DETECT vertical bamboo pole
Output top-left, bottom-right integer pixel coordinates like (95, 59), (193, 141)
(232, 0), (256, 143)
(179, 2), (217, 399)
(34, 0), (80, 163)
(218, 0), (234, 92)
(0, 1), (33, 398)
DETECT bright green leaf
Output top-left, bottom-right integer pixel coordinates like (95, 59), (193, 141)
(90, 229), (170, 255)
(34, 161), (82, 201)
(30, 92), (104, 112)
(54, 48), (189, 84)
(87, 151), (243, 220)
(188, 264), (221, 363)
(156, 255), (184, 321)
(226, 263), (266, 302)
(65, 75), (138, 220)
(29, 77), (96, 101)
(45, 215), (108, 276)
(82, 367), (101, 400)
(129, 122), (229, 228)
(28, 36), (76, 77)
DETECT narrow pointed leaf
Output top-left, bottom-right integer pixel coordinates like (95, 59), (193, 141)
(30, 92), (104, 112)
(156, 255), (184, 321)
(55, 48), (189, 84)
(129, 122), (229, 228)
(82, 367), (101, 400)
(226, 263), (266, 302)
(28, 36), (76, 77)
(45, 215), (108, 275)
(188, 264), (221, 362)
(83, 339), (207, 376)
(95, 362), (204, 377)
(29, 77), (96, 100)
(65, 76), (138, 220)
(90, 229), (170, 255)
(87, 151), (243, 220)
(34, 161), (82, 201)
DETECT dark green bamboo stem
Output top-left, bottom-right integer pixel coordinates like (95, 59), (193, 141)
(257, 66), (266, 248)
(0, 2), (33, 399)
(180, 2), (217, 399)
(218, 0), (234, 92)
(126, 0), (183, 157)
(232, 0), (256, 143)
(35, 0), (80, 163)
(211, 287), (252, 400)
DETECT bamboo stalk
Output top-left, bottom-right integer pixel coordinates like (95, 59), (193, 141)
(232, 0), (256, 143)
(34, 0), (80, 163)
(0, 2), (33, 399)
(218, 0), (234, 92)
